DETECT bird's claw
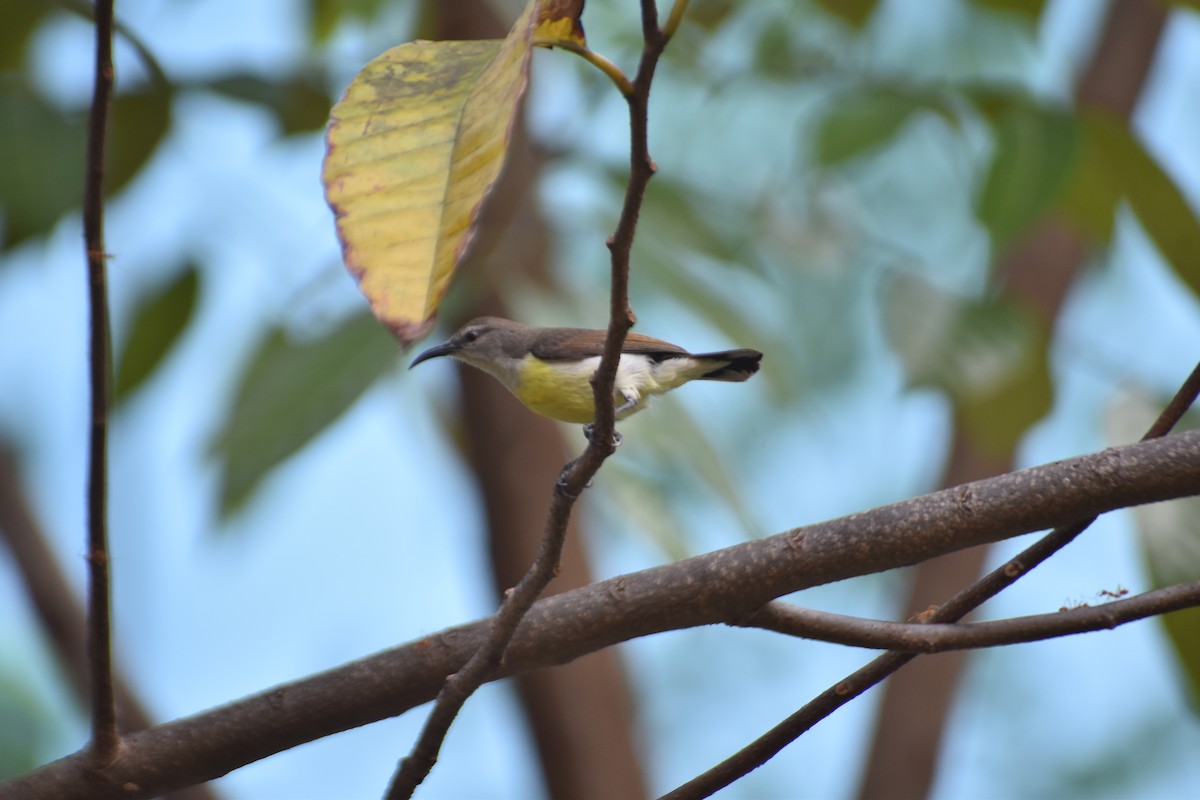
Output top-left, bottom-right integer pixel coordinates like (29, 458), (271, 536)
(582, 423), (622, 448)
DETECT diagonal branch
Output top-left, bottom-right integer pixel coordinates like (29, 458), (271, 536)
(5, 429), (1200, 799)
(661, 361), (1200, 800)
(82, 0), (118, 766)
(385, 4), (673, 796)
(737, 582), (1200, 652)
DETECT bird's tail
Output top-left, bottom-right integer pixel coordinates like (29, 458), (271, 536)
(693, 349), (763, 382)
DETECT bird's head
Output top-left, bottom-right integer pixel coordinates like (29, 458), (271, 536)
(409, 317), (530, 371)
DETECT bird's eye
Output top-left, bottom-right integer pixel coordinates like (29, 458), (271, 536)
(463, 329), (480, 343)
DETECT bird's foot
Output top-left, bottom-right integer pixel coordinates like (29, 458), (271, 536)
(582, 423), (622, 448)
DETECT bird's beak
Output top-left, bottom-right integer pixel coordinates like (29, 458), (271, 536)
(409, 340), (459, 369)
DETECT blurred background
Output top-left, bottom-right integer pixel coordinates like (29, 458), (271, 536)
(2, 0), (1199, 797)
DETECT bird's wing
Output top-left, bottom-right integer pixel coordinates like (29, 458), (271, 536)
(531, 328), (689, 361)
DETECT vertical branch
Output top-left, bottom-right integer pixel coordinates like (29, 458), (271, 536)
(385, 3), (678, 797)
(583, 0), (664, 457)
(83, 0), (118, 764)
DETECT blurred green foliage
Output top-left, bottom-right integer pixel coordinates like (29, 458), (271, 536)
(115, 265), (200, 403)
(210, 311), (398, 517)
(3, 4), (1199, 777)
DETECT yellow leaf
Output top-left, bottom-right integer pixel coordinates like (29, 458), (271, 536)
(535, 0), (587, 47)
(322, 3), (536, 344)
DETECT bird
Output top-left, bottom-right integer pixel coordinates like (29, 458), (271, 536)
(410, 317), (762, 435)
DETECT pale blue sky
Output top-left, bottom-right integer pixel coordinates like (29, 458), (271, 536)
(2, 2), (1199, 798)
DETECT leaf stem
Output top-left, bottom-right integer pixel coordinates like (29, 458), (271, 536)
(533, 37), (635, 97)
(662, 0), (691, 40)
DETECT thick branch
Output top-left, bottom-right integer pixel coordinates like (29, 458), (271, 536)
(5, 431), (1199, 799)
(666, 360), (1200, 799)
(738, 583), (1200, 652)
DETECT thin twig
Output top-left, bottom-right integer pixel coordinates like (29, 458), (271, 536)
(385, 4), (673, 796)
(662, 0), (691, 40)
(83, 0), (118, 766)
(737, 582), (1200, 652)
(662, 360), (1200, 800)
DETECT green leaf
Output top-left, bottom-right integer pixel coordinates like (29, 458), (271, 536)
(683, 0), (738, 30)
(0, 80), (170, 251)
(972, 0), (1047, 23)
(0, 79), (83, 250)
(308, 0), (394, 42)
(815, 92), (915, 167)
(210, 311), (398, 518)
(977, 101), (1078, 248)
(1081, 109), (1200, 300)
(204, 73), (333, 135)
(884, 274), (1052, 455)
(115, 266), (200, 403)
(812, 0), (877, 28)
(1056, 126), (1120, 243)
(109, 85), (173, 195)
(813, 86), (959, 167)
(0, 1), (50, 72)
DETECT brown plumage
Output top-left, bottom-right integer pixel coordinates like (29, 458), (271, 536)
(411, 317), (762, 424)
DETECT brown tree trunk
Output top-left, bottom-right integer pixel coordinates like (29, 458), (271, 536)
(856, 2), (1166, 797)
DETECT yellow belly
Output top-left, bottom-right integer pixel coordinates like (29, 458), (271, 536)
(510, 355), (618, 423)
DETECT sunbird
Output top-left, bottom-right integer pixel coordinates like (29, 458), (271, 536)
(410, 317), (762, 433)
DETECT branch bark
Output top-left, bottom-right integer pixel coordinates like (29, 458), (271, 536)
(5, 430), (1199, 799)
(438, 6), (647, 796)
(386, 4), (673, 794)
(739, 583), (1200, 652)
(857, 1), (1169, 795)
(665, 361), (1200, 799)
(82, 0), (118, 766)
